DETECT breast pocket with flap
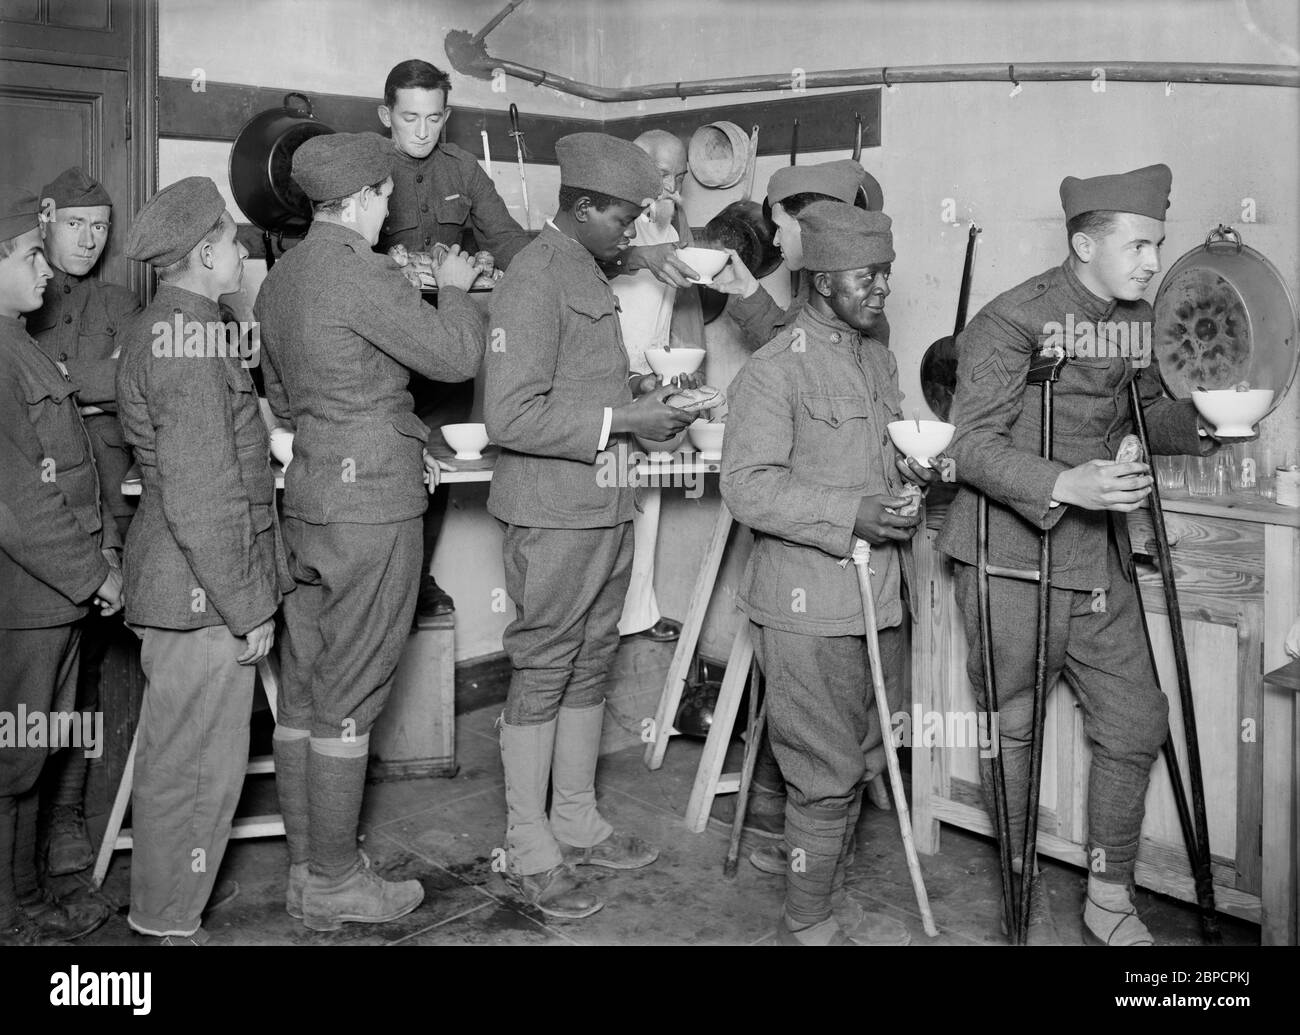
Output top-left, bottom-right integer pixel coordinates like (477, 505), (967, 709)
(797, 394), (872, 488)
(557, 295), (625, 382)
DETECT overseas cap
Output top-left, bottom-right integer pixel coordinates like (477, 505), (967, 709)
(1060, 163), (1172, 221)
(822, 159), (885, 213)
(0, 185), (42, 243)
(797, 201), (895, 272)
(766, 163), (859, 207)
(41, 166), (112, 210)
(125, 176), (226, 266)
(556, 132), (661, 208)
(292, 131), (391, 202)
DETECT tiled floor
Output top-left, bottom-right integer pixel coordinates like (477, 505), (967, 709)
(72, 702), (1259, 947)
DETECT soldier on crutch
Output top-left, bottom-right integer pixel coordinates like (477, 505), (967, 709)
(937, 165), (1225, 945)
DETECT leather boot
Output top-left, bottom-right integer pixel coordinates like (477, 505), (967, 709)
(302, 739), (424, 932)
(301, 852), (424, 933)
(45, 804), (94, 877)
(19, 888), (110, 942)
(499, 715), (600, 919)
(998, 864), (1062, 946)
(711, 778), (786, 838)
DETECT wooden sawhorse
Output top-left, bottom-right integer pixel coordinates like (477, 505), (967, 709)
(643, 502), (758, 832)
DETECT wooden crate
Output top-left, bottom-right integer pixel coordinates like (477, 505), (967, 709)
(369, 613), (457, 780)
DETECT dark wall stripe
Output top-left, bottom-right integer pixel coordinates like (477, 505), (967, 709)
(158, 76), (591, 163)
(159, 76), (881, 165)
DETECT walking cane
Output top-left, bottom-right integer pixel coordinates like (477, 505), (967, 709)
(852, 540), (939, 937)
(723, 658), (766, 878)
(1125, 379), (1221, 942)
(977, 345), (1068, 944)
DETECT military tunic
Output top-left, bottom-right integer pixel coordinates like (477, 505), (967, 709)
(255, 219), (486, 737)
(115, 282), (293, 937)
(0, 315), (114, 799)
(116, 284), (291, 636)
(485, 222), (638, 726)
(721, 303), (911, 814)
(936, 258), (1207, 884)
(379, 141), (531, 267)
(27, 267), (140, 532)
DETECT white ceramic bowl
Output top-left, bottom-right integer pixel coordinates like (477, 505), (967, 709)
(1190, 389), (1274, 439)
(268, 427), (294, 467)
(675, 246), (729, 285)
(441, 422), (489, 460)
(645, 347), (706, 381)
(886, 420), (956, 468)
(687, 419), (725, 460)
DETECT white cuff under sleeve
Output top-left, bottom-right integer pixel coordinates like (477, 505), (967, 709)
(598, 407), (613, 451)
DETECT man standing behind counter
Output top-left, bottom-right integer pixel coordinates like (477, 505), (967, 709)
(256, 132), (484, 933)
(116, 177), (290, 944)
(611, 129), (704, 645)
(486, 133), (695, 919)
(28, 168), (140, 882)
(378, 58), (532, 620)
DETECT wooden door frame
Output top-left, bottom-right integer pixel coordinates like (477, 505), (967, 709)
(129, 0), (158, 302)
(0, 0), (157, 300)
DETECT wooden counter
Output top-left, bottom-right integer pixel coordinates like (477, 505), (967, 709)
(911, 485), (1300, 943)
(121, 446), (722, 496)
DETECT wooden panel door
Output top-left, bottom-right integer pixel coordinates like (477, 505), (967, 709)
(0, 58), (131, 287)
(0, 0), (133, 64)
(1, 0), (154, 297)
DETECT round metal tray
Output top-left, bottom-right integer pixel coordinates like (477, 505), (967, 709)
(1152, 225), (1298, 421)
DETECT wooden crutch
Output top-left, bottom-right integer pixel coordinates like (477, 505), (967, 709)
(975, 345), (1068, 945)
(722, 656), (766, 878)
(852, 539), (939, 937)
(1126, 378), (1220, 942)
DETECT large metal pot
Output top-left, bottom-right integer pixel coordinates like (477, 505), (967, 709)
(1152, 224), (1298, 418)
(229, 92), (335, 236)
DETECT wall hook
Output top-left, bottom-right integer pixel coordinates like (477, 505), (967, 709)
(1008, 63), (1022, 97)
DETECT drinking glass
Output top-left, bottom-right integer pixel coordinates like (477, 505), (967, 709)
(1155, 454), (1186, 491)
(1212, 453), (1234, 496)
(1188, 455), (1216, 496)
(1232, 442), (1257, 493)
